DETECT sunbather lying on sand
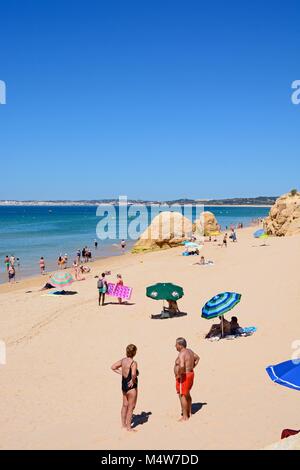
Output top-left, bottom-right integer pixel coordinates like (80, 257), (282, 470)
(205, 316), (231, 338)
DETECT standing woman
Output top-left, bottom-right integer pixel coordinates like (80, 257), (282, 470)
(116, 274), (124, 304)
(111, 344), (139, 432)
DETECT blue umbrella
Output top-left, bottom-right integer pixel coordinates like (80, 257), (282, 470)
(253, 229), (265, 238)
(266, 360), (300, 391)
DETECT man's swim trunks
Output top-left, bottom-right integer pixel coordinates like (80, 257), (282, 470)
(176, 371), (194, 396)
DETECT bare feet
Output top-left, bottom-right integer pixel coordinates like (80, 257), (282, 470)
(127, 428), (137, 432)
(178, 417), (189, 422)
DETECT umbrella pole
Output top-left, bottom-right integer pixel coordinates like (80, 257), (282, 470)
(221, 316), (224, 338)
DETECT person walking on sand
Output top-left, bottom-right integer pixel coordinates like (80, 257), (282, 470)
(111, 344), (139, 432)
(222, 233), (228, 248)
(116, 274), (124, 304)
(174, 338), (199, 421)
(39, 257), (46, 275)
(121, 239), (126, 253)
(97, 272), (108, 306)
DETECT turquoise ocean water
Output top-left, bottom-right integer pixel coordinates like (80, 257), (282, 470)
(0, 205), (270, 283)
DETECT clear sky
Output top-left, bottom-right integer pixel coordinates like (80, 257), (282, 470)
(0, 0), (299, 200)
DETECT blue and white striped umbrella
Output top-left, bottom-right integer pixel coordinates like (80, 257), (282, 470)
(202, 292), (242, 319)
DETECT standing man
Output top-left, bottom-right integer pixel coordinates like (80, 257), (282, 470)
(121, 239), (126, 253)
(97, 272), (108, 306)
(174, 338), (199, 421)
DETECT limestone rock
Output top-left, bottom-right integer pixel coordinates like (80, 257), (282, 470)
(132, 210), (219, 253)
(264, 191), (300, 236)
(193, 211), (220, 237)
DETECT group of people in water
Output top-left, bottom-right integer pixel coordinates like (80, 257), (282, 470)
(111, 338), (200, 431)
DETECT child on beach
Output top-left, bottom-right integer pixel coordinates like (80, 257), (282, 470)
(4, 255), (10, 271)
(39, 257), (45, 275)
(222, 233), (228, 247)
(58, 255), (64, 269)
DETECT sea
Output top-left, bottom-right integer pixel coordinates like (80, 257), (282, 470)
(0, 205), (270, 283)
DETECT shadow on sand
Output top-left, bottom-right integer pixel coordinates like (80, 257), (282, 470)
(191, 402), (207, 415)
(131, 411), (152, 429)
(103, 302), (136, 306)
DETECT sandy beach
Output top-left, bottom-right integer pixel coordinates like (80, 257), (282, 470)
(0, 226), (300, 450)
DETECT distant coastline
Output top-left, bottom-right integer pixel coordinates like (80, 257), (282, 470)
(0, 197), (276, 207)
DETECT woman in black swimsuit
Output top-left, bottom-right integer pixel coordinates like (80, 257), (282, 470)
(111, 344), (139, 431)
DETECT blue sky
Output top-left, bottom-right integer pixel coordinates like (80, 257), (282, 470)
(0, 0), (299, 200)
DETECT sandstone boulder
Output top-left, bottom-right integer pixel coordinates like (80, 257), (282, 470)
(132, 210), (219, 253)
(193, 211), (220, 237)
(264, 191), (300, 236)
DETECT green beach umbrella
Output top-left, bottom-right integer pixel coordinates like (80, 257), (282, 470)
(146, 283), (184, 301)
(49, 271), (74, 290)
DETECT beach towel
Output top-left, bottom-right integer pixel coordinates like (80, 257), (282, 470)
(151, 311), (187, 320)
(107, 283), (132, 301)
(240, 326), (257, 336)
(43, 290), (77, 296)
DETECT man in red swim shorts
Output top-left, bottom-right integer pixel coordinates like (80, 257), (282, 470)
(174, 337), (200, 421)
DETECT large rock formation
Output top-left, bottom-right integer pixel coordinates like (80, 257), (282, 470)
(264, 191), (300, 236)
(193, 211), (220, 237)
(132, 210), (219, 253)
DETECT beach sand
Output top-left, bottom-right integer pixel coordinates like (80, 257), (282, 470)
(0, 227), (300, 450)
